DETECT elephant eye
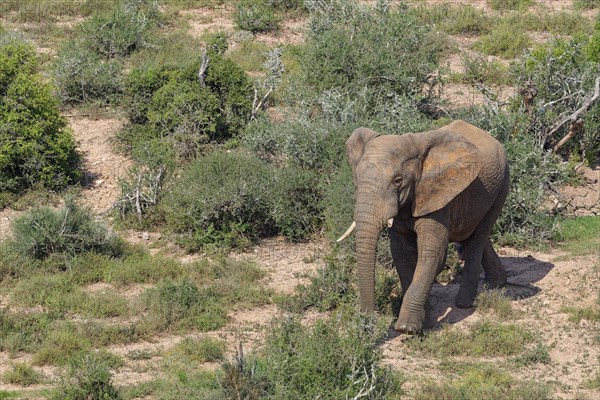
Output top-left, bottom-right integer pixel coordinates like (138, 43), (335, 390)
(393, 176), (402, 186)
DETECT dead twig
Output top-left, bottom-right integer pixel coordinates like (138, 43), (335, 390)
(551, 76), (600, 154)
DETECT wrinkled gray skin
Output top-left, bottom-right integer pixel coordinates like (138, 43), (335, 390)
(345, 120), (509, 333)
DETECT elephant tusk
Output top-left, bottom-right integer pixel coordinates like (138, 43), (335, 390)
(336, 221), (356, 242)
(387, 218), (394, 228)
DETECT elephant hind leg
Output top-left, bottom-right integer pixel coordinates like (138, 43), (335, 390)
(482, 239), (506, 289)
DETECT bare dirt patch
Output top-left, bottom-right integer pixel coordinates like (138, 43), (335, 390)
(381, 247), (599, 400)
(67, 113), (129, 214)
(232, 238), (327, 294)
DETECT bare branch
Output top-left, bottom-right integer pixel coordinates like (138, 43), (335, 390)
(551, 76), (600, 153)
(198, 48), (209, 87)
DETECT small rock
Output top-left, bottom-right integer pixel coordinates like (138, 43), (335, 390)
(142, 232), (150, 240)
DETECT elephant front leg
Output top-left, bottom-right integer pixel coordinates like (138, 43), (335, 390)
(394, 219), (448, 333)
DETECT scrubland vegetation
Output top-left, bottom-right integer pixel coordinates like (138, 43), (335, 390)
(0, 0), (599, 399)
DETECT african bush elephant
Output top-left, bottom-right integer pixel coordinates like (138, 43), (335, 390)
(338, 120), (509, 333)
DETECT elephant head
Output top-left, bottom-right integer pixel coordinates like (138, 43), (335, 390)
(340, 127), (481, 312)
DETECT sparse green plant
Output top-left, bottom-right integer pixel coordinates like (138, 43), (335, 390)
(461, 54), (512, 86)
(475, 288), (514, 319)
(583, 371), (600, 390)
(475, 23), (531, 58)
(513, 342), (551, 366)
(416, 4), (491, 35)
(0, 310), (52, 355)
(234, 0), (280, 33)
(556, 217), (600, 256)
(409, 320), (533, 357)
(8, 198), (123, 260)
(415, 365), (552, 400)
(168, 337), (226, 363)
(487, 0), (532, 11)
(33, 323), (91, 366)
(137, 278), (228, 333)
(50, 353), (122, 400)
(575, 0), (599, 10)
(2, 362), (43, 386)
(561, 305), (600, 323)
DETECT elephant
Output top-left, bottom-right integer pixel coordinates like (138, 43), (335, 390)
(337, 120), (509, 333)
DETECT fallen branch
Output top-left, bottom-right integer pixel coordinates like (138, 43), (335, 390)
(198, 48), (209, 87)
(551, 76), (600, 154)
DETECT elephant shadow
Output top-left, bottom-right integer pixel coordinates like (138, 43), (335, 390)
(417, 253), (554, 331)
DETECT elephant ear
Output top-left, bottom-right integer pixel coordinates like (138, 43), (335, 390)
(346, 127), (381, 183)
(413, 131), (481, 217)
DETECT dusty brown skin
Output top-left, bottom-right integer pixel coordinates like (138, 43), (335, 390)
(345, 120), (509, 333)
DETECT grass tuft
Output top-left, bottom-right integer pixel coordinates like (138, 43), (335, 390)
(2, 362), (44, 386)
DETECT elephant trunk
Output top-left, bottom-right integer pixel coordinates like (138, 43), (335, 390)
(354, 191), (387, 313)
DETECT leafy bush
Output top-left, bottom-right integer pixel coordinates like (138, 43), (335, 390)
(234, 0), (280, 33)
(0, 33), (81, 194)
(53, 42), (123, 104)
(163, 151), (321, 250)
(262, 313), (402, 399)
(77, 0), (160, 59)
(119, 48), (252, 159)
(9, 199), (123, 260)
(515, 37), (600, 161)
(302, 1), (441, 102)
(51, 353), (121, 400)
(220, 312), (402, 399)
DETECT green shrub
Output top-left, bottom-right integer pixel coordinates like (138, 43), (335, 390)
(261, 313), (402, 399)
(78, 0), (160, 59)
(302, 1), (441, 101)
(487, 0), (532, 11)
(53, 42), (123, 104)
(234, 0), (280, 33)
(2, 362), (43, 386)
(515, 37), (599, 161)
(50, 353), (121, 400)
(137, 278), (228, 333)
(120, 51), (252, 159)
(475, 23), (531, 58)
(0, 33), (81, 194)
(163, 151), (321, 249)
(9, 199), (123, 260)
(586, 21), (600, 63)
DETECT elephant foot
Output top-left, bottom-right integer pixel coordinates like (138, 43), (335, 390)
(394, 311), (424, 334)
(455, 286), (477, 309)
